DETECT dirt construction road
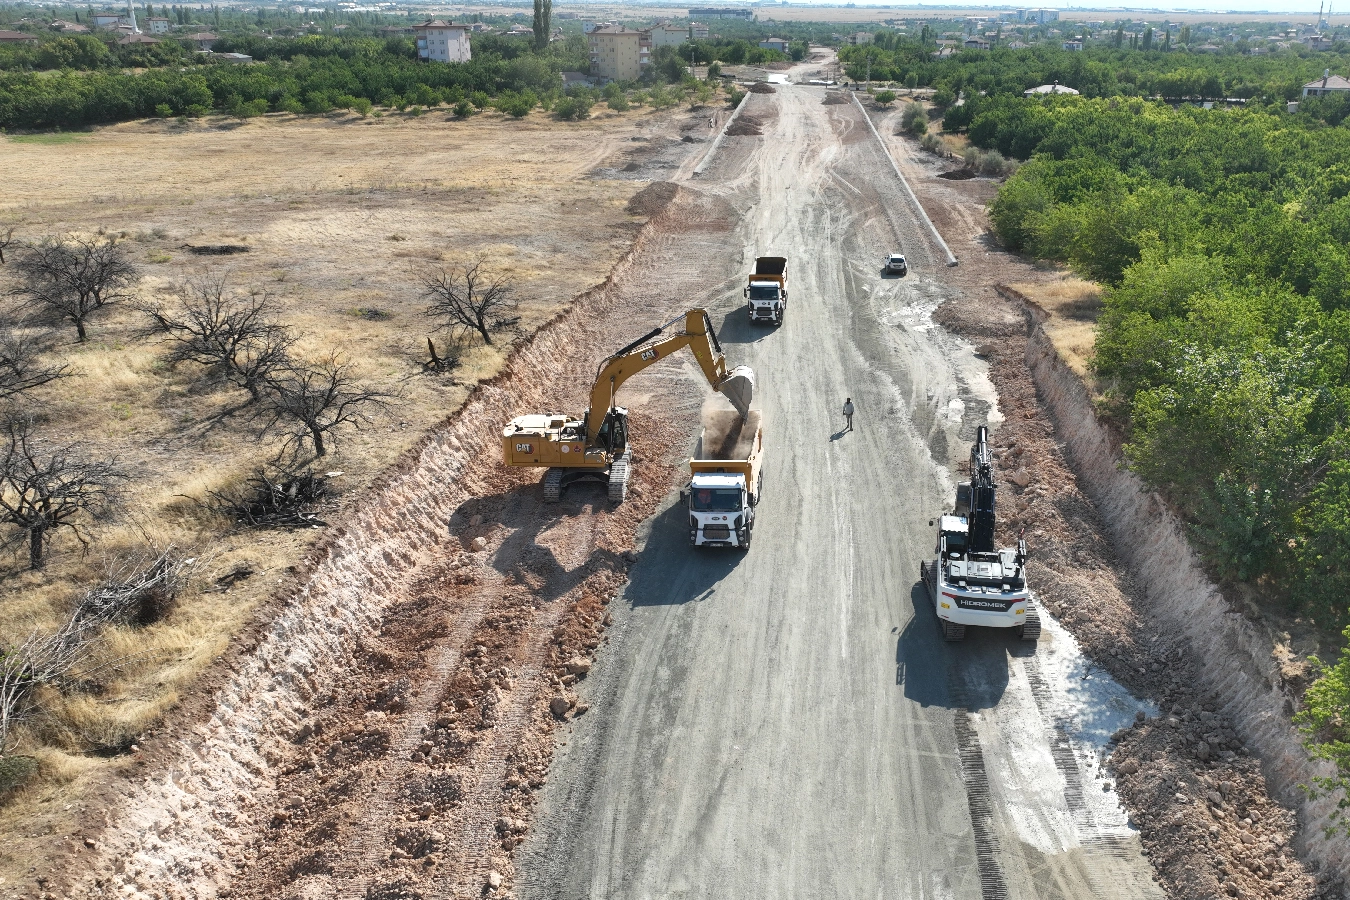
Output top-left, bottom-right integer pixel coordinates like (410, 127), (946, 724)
(517, 88), (1165, 899)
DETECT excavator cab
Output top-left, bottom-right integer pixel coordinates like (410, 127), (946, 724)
(595, 408), (629, 455)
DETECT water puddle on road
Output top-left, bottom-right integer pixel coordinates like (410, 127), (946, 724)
(965, 609), (1163, 897)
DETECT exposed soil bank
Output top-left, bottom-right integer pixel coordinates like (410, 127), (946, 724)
(1018, 297), (1348, 891)
(53, 182), (713, 900)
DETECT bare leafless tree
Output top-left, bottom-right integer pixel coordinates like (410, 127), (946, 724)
(0, 223), (17, 265)
(261, 354), (394, 458)
(0, 322), (71, 401)
(10, 236), (140, 341)
(422, 256), (518, 347)
(139, 276), (294, 401)
(0, 415), (125, 568)
(1, 548), (194, 752)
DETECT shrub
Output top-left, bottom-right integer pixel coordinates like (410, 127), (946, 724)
(304, 94), (332, 114)
(900, 101), (928, 135)
(553, 95), (592, 121)
(184, 104), (209, 118)
(727, 87), (745, 108)
(453, 99), (474, 118)
(495, 90), (537, 118)
(154, 103), (172, 118)
(470, 90), (491, 109)
(904, 72), (918, 89)
(919, 131), (944, 155)
(874, 90), (896, 107)
(607, 92), (629, 112)
(276, 96), (304, 114)
(968, 147), (1016, 177)
(707, 60), (721, 79)
(351, 97), (373, 116)
(233, 97), (268, 119)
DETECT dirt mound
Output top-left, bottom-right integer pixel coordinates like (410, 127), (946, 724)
(822, 93), (850, 105)
(625, 181), (679, 218)
(747, 82), (777, 94)
(938, 168), (977, 180)
(726, 115), (763, 137)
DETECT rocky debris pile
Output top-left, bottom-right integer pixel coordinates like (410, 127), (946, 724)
(747, 82), (777, 94)
(822, 92), (850, 105)
(1107, 706), (1327, 899)
(625, 181), (680, 218)
(726, 115), (764, 137)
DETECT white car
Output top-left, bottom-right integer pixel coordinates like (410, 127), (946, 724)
(886, 253), (908, 276)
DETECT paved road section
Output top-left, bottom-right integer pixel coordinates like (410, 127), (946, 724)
(517, 86), (1165, 900)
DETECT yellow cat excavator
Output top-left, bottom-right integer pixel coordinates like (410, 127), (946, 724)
(501, 308), (755, 503)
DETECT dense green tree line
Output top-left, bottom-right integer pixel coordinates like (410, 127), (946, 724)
(966, 97), (1350, 635)
(840, 40), (1350, 103)
(0, 32), (598, 128)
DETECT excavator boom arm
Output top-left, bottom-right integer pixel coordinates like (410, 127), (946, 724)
(586, 309), (744, 444)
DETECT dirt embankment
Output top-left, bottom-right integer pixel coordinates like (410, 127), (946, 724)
(41, 182), (736, 900)
(1020, 309), (1348, 894)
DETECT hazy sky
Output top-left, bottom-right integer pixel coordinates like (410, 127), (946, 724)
(776, 2), (1323, 14)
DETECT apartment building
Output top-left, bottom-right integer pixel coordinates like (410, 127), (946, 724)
(588, 25), (649, 81)
(415, 20), (472, 63)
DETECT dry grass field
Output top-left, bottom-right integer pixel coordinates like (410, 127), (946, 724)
(1005, 275), (1102, 378)
(0, 101), (706, 879)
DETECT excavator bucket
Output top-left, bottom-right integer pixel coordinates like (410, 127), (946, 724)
(719, 365), (755, 420)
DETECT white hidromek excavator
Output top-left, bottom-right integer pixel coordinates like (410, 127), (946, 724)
(921, 426), (1040, 643)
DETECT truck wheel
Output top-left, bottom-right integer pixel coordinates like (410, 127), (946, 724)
(608, 456), (630, 503)
(542, 469), (563, 503)
(941, 620), (966, 642)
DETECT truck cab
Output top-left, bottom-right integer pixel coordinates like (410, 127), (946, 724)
(687, 472), (755, 548)
(745, 256), (787, 325)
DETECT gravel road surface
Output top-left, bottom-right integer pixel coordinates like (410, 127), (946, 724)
(517, 85), (1166, 900)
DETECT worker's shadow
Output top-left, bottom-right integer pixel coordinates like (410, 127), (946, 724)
(448, 483), (628, 604)
(895, 582), (1011, 711)
(829, 429), (848, 442)
(626, 500), (744, 607)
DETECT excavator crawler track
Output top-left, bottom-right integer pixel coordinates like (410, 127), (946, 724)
(1019, 605), (1041, 642)
(608, 454), (631, 503)
(542, 469), (563, 503)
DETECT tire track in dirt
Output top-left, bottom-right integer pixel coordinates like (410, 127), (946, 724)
(70, 182), (742, 900)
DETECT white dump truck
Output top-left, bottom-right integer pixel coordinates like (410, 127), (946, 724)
(744, 256), (787, 325)
(682, 410), (763, 549)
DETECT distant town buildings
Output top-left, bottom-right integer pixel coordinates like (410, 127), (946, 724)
(687, 7), (753, 20)
(91, 12), (125, 28)
(145, 16), (169, 33)
(847, 31), (873, 45)
(0, 29), (38, 43)
(1024, 82), (1079, 96)
(963, 37), (990, 50)
(185, 31), (218, 50)
(1062, 40), (1083, 51)
(116, 33), (159, 45)
(647, 22), (690, 49)
(1303, 70), (1350, 97)
(415, 20), (471, 63)
(758, 36), (789, 52)
(689, 21), (710, 39)
(1018, 8), (1059, 25)
(588, 25), (649, 81)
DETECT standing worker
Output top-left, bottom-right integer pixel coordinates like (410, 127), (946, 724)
(843, 397), (855, 432)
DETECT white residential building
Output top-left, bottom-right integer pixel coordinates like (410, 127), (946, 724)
(646, 22), (689, 48)
(416, 20), (471, 63)
(689, 21), (709, 39)
(759, 36), (789, 52)
(588, 25), (649, 81)
(92, 12), (125, 28)
(1303, 70), (1350, 97)
(145, 16), (169, 33)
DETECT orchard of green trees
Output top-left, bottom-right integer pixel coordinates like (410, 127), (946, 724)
(841, 39), (1350, 104)
(928, 64), (1350, 811)
(0, 30), (729, 128)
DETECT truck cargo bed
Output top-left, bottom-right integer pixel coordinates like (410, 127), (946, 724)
(698, 410), (761, 461)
